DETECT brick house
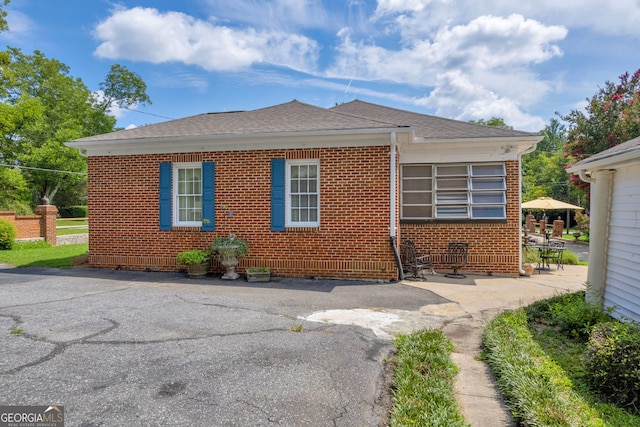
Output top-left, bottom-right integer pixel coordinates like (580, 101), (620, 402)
(66, 100), (541, 280)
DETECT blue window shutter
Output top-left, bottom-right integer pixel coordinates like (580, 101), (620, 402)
(202, 161), (215, 231)
(271, 159), (285, 231)
(159, 162), (172, 230)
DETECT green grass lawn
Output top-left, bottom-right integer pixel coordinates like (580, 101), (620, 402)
(56, 218), (88, 236)
(482, 292), (640, 426)
(390, 330), (468, 427)
(0, 241), (88, 268)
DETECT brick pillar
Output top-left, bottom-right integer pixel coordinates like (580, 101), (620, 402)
(35, 205), (58, 246)
(552, 217), (564, 237)
(525, 213), (535, 233)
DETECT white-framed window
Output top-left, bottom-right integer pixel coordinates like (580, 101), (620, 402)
(286, 159), (320, 227)
(173, 162), (202, 226)
(401, 163), (506, 220)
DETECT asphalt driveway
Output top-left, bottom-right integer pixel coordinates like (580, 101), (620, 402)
(0, 267), (453, 426)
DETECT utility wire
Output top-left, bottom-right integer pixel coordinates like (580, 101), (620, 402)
(0, 163), (86, 175)
(120, 106), (175, 120)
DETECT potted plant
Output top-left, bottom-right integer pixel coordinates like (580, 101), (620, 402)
(521, 247), (540, 276)
(176, 249), (210, 278)
(210, 234), (248, 280)
(246, 266), (270, 282)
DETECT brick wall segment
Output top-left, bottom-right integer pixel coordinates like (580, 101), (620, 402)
(1, 207), (57, 243)
(86, 150), (522, 279)
(87, 146), (398, 280)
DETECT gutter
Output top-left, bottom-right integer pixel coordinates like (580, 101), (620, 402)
(389, 132), (404, 281)
(518, 141), (540, 275)
(578, 169), (595, 183)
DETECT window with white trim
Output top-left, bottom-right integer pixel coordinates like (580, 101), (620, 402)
(173, 162), (202, 226)
(401, 163), (506, 220)
(286, 159), (320, 227)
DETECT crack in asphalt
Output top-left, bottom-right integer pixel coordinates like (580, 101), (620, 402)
(0, 287), (131, 310)
(1, 318), (119, 375)
(238, 399), (279, 424)
(1, 314), (295, 376)
(173, 293), (297, 320)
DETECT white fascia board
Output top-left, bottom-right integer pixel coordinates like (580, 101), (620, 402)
(566, 151), (640, 173)
(66, 128), (409, 156)
(400, 135), (541, 163)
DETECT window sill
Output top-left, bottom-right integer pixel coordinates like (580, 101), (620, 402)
(401, 219), (507, 225)
(284, 226), (320, 233)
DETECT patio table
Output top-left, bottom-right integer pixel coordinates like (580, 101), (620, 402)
(532, 243), (565, 272)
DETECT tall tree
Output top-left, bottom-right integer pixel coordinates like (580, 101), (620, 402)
(0, 48), (115, 204)
(521, 119), (583, 204)
(96, 64), (151, 113)
(0, 48), (151, 206)
(564, 69), (640, 162)
(562, 69), (640, 199)
(0, 0), (9, 33)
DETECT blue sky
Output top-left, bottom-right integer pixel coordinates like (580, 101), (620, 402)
(2, 0), (639, 132)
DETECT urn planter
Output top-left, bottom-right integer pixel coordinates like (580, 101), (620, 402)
(211, 235), (249, 281)
(217, 245), (241, 280)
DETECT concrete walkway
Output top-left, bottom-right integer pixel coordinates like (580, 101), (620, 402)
(402, 265), (588, 426)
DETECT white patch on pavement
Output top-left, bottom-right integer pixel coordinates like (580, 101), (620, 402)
(302, 309), (403, 339)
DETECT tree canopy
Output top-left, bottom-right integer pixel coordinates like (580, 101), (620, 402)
(468, 117), (513, 129)
(562, 69), (640, 196)
(0, 0), (9, 33)
(522, 118), (584, 205)
(96, 64), (151, 113)
(0, 47), (150, 210)
(564, 69), (640, 162)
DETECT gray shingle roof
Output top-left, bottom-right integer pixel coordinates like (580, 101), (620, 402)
(569, 136), (640, 169)
(331, 100), (536, 139)
(73, 100), (399, 143)
(71, 99), (537, 144)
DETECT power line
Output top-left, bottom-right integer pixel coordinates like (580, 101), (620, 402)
(120, 106), (175, 120)
(0, 163), (86, 175)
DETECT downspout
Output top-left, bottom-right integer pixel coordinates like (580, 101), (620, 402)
(582, 169), (614, 306)
(578, 169), (595, 184)
(389, 132), (404, 281)
(519, 143), (538, 275)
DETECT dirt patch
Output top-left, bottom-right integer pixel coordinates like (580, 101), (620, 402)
(72, 254), (89, 268)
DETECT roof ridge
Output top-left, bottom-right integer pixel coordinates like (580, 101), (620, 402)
(334, 99), (537, 136)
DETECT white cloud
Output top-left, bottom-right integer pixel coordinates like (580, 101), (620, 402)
(416, 70), (546, 130)
(373, 0), (640, 38)
(203, 0), (332, 31)
(2, 9), (35, 40)
(93, 7), (319, 73)
(328, 14), (565, 129)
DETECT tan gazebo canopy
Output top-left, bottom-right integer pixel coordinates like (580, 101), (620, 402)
(521, 197), (583, 211)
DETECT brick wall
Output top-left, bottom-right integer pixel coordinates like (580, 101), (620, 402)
(0, 206), (58, 244)
(87, 146), (399, 280)
(87, 150), (522, 279)
(399, 160), (521, 276)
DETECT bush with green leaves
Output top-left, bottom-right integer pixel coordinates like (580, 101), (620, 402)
(586, 320), (640, 413)
(0, 218), (17, 250)
(58, 205), (88, 218)
(526, 291), (613, 340)
(176, 250), (210, 265)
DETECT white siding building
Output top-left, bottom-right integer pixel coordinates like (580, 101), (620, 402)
(567, 136), (640, 321)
